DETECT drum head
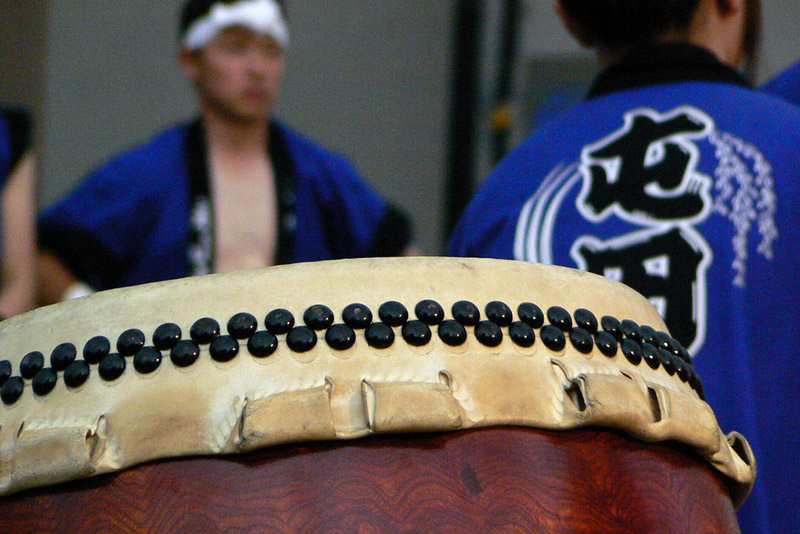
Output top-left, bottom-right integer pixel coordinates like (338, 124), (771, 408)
(0, 257), (755, 527)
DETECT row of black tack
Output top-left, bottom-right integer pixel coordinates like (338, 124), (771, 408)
(0, 300), (703, 407)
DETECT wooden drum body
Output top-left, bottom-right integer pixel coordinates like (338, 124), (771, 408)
(0, 258), (755, 533)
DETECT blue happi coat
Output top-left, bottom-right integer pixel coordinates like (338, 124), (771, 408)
(39, 119), (410, 290)
(450, 44), (800, 534)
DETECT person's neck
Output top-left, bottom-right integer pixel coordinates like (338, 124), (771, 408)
(685, 1), (745, 69)
(201, 109), (270, 155)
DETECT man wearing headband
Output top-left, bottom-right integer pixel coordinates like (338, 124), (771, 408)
(37, 0), (414, 301)
(450, 1), (800, 532)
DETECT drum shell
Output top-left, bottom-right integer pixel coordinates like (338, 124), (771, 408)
(0, 426), (742, 534)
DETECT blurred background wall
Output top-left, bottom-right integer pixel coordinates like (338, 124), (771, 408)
(0, 2), (49, 130)
(1, 0), (798, 255)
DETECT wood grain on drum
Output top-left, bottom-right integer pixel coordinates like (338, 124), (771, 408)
(0, 427), (740, 534)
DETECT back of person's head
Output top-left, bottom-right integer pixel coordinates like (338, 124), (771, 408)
(560, 0), (762, 72)
(558, 0), (700, 49)
(179, 0), (287, 42)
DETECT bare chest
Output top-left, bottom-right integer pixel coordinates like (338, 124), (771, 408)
(210, 157), (278, 273)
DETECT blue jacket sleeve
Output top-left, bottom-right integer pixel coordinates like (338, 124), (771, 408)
(761, 60), (800, 106)
(38, 129), (188, 290)
(0, 106), (32, 185)
(286, 127), (412, 260)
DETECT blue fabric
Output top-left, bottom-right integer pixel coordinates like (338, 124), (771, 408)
(0, 106), (30, 188)
(450, 78), (800, 533)
(762, 60), (800, 106)
(38, 119), (394, 290)
(0, 111), (11, 187)
(281, 123), (392, 263)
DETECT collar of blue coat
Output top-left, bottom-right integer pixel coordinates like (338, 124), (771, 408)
(587, 42), (751, 100)
(184, 118), (297, 272)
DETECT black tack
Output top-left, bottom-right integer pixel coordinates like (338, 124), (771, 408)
(286, 326), (317, 353)
(365, 322), (395, 349)
(641, 343), (661, 370)
(171, 340), (201, 368)
(0, 376), (24, 405)
(621, 338), (643, 366)
(20, 351), (45, 379)
(325, 324), (357, 351)
(379, 301), (408, 327)
(518, 302), (544, 328)
(452, 300), (480, 326)
(303, 305), (335, 331)
(659, 349), (677, 376)
(569, 327), (594, 354)
(32, 368), (58, 396)
(342, 303), (373, 329)
(640, 325), (659, 346)
(247, 331), (278, 358)
(84, 336), (111, 364)
(265, 309), (295, 335)
(227, 313), (258, 339)
(676, 343), (693, 365)
(540, 325), (566, 352)
(547, 306), (573, 331)
(0, 360), (12, 387)
(675, 357), (691, 383)
(475, 321), (503, 348)
(509, 321), (536, 348)
(191, 318), (221, 345)
(153, 323), (182, 351)
(438, 320), (467, 347)
(210, 336), (240, 362)
(690, 369), (706, 400)
(98, 354), (126, 382)
(51, 343), (77, 371)
(133, 347), (162, 374)
(415, 300), (444, 326)
(654, 331), (675, 353)
(595, 331), (618, 357)
(574, 309), (598, 334)
(620, 320), (643, 344)
(64, 360), (91, 388)
(600, 316), (623, 340)
(117, 329), (146, 356)
(402, 320), (432, 347)
(485, 301), (513, 327)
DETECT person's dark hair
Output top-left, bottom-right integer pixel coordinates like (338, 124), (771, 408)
(559, 0), (701, 49)
(179, 0), (287, 39)
(743, 0), (762, 64)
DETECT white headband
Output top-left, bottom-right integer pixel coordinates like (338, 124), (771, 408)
(182, 0), (289, 51)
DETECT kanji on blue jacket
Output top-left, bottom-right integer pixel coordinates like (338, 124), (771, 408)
(39, 119), (411, 290)
(450, 43), (800, 534)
